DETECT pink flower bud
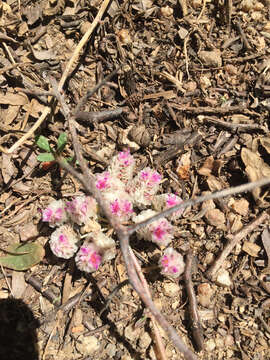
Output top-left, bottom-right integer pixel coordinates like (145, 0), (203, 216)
(130, 168), (162, 207)
(133, 210), (174, 247)
(95, 171), (125, 193)
(42, 199), (67, 227)
(65, 195), (97, 225)
(88, 231), (116, 262)
(152, 193), (184, 220)
(103, 191), (133, 222)
(148, 218), (174, 247)
(109, 149), (135, 183)
(160, 247), (185, 278)
(75, 243), (102, 273)
(49, 225), (78, 259)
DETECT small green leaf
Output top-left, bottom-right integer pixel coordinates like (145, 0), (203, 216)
(35, 135), (52, 152)
(57, 133), (67, 153)
(0, 243), (45, 271)
(37, 153), (55, 162)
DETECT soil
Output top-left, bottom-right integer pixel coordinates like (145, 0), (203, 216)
(0, 0), (270, 359)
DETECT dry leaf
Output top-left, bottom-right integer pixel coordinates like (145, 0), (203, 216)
(176, 152), (191, 180)
(31, 47), (56, 61)
(204, 208), (226, 229)
(242, 241), (261, 257)
(241, 147), (270, 201)
(3, 105), (20, 126)
(2, 153), (17, 184)
(260, 137), (270, 154)
(11, 271), (26, 299)
(261, 228), (270, 264)
(230, 198), (249, 216)
(198, 156), (223, 176)
(0, 92), (28, 106)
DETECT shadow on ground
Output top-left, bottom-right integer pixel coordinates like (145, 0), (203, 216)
(0, 297), (39, 360)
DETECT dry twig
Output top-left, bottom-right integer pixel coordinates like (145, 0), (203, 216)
(206, 211), (269, 280)
(184, 251), (204, 352)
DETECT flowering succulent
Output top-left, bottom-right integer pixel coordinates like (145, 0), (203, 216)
(160, 247), (185, 278)
(49, 225), (78, 259)
(42, 199), (67, 227)
(42, 150), (185, 275)
(75, 242), (102, 273)
(65, 195), (97, 225)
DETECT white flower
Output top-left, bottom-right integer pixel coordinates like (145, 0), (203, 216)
(42, 199), (67, 227)
(49, 225), (79, 259)
(75, 243), (102, 273)
(160, 247), (185, 278)
(65, 195), (97, 225)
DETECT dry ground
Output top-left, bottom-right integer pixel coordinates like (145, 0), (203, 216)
(0, 0), (270, 359)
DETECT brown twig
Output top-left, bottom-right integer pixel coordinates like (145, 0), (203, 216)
(206, 211), (269, 280)
(25, 275), (61, 307)
(184, 251), (204, 352)
(76, 108), (123, 124)
(200, 115), (266, 132)
(235, 20), (251, 51)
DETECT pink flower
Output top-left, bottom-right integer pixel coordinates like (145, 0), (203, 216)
(95, 172), (125, 193)
(130, 168), (162, 207)
(148, 218), (174, 246)
(88, 231), (116, 262)
(49, 225), (78, 259)
(133, 210), (174, 247)
(75, 243), (102, 273)
(109, 150), (135, 183)
(42, 199), (67, 227)
(66, 195), (97, 225)
(160, 247), (185, 278)
(103, 191), (133, 222)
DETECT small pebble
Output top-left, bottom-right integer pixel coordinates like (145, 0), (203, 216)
(76, 335), (99, 355)
(163, 282), (180, 297)
(199, 50), (222, 67)
(216, 269), (232, 287)
(138, 332), (152, 349)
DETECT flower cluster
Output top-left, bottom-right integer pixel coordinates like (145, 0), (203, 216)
(41, 149), (185, 277)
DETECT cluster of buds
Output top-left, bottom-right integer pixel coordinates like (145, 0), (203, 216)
(41, 150), (185, 278)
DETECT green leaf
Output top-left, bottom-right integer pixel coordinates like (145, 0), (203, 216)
(0, 243), (45, 271)
(35, 135), (52, 152)
(57, 133), (67, 153)
(37, 153), (55, 162)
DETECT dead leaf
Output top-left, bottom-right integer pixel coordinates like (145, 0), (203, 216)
(23, 5), (42, 25)
(176, 152), (191, 180)
(31, 47), (56, 61)
(206, 175), (224, 192)
(230, 198), (249, 216)
(204, 208), (226, 229)
(261, 228), (270, 265)
(242, 241), (261, 257)
(2, 153), (17, 184)
(2, 105), (20, 126)
(23, 98), (46, 118)
(241, 147), (270, 201)
(260, 137), (270, 154)
(11, 271), (26, 298)
(0, 92), (28, 106)
(198, 156), (223, 177)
